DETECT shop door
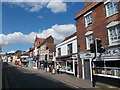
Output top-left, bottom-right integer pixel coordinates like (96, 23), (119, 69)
(84, 59), (91, 80)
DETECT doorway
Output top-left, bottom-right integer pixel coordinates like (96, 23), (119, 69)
(84, 59), (91, 80)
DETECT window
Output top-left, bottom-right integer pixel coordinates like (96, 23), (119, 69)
(67, 43), (72, 55)
(45, 54), (47, 60)
(86, 34), (94, 49)
(58, 48), (61, 57)
(85, 13), (92, 27)
(49, 52), (53, 57)
(108, 25), (120, 45)
(105, 2), (118, 17)
(46, 46), (48, 50)
(66, 61), (73, 72)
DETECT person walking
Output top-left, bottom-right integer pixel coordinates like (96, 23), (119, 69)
(56, 64), (60, 74)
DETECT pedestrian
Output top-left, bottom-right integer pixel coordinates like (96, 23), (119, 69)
(56, 64), (60, 74)
(52, 68), (55, 75)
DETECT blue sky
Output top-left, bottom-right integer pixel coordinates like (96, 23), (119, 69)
(1, 2), (84, 53)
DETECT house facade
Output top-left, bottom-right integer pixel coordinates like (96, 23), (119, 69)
(38, 36), (56, 72)
(56, 32), (78, 76)
(75, 0), (120, 86)
(31, 36), (45, 69)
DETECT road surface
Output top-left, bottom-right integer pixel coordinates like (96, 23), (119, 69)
(2, 62), (77, 89)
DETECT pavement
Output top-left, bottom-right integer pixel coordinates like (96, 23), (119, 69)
(7, 63), (120, 89)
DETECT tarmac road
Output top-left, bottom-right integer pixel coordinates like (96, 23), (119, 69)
(2, 62), (77, 89)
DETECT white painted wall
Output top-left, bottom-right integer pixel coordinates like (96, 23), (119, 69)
(34, 48), (38, 56)
(56, 36), (77, 57)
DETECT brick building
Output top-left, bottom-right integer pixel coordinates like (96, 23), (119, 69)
(29, 36), (45, 69)
(75, 0), (120, 86)
(38, 36), (56, 71)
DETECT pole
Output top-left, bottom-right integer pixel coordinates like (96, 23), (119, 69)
(91, 38), (97, 87)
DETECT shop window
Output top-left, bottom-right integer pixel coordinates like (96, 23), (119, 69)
(67, 61), (73, 72)
(105, 2), (118, 17)
(67, 43), (73, 55)
(93, 61), (120, 77)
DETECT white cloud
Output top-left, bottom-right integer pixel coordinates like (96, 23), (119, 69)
(9, 2), (48, 12)
(7, 50), (15, 53)
(0, 24), (76, 47)
(4, 0), (67, 13)
(47, 0), (66, 13)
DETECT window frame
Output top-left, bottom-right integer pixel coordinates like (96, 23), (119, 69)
(84, 11), (93, 27)
(105, 2), (118, 17)
(86, 34), (94, 50)
(58, 48), (61, 57)
(67, 43), (73, 55)
(108, 25), (120, 46)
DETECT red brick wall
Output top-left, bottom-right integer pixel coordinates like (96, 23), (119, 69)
(76, 2), (120, 52)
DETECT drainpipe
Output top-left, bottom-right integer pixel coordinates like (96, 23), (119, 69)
(77, 44), (82, 78)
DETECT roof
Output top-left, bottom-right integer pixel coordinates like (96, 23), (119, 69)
(29, 47), (34, 52)
(46, 43), (57, 51)
(38, 38), (45, 44)
(38, 35), (54, 48)
(34, 37), (45, 48)
(62, 32), (77, 42)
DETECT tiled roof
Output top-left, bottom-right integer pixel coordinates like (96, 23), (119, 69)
(46, 43), (57, 51)
(38, 35), (54, 48)
(38, 38), (45, 43)
(62, 32), (77, 42)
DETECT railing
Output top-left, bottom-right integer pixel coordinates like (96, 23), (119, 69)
(93, 67), (120, 78)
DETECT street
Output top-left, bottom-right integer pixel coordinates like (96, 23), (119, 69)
(2, 62), (76, 89)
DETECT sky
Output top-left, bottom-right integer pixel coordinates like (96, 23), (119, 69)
(1, 1), (84, 53)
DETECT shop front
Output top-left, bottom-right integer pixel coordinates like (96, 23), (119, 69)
(66, 60), (74, 74)
(32, 58), (39, 69)
(91, 46), (120, 87)
(39, 61), (44, 70)
(93, 56), (120, 87)
(28, 57), (33, 68)
(57, 60), (66, 73)
(56, 56), (78, 76)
